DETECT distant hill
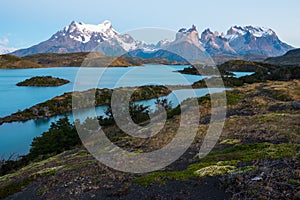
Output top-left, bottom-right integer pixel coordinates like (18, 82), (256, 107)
(211, 54), (268, 65)
(24, 52), (183, 67)
(0, 54), (43, 69)
(218, 60), (276, 72)
(0, 52), (183, 69)
(23, 52), (139, 67)
(265, 49), (300, 66)
(24, 52), (91, 67)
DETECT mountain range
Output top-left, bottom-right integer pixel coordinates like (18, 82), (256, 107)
(12, 20), (294, 59)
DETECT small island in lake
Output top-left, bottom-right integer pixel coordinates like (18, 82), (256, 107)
(16, 76), (70, 87)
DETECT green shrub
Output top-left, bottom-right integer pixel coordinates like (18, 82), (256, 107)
(28, 116), (81, 160)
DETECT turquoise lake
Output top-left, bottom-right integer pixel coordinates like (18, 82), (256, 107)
(0, 65), (252, 158)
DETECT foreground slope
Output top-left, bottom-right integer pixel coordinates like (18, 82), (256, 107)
(0, 80), (299, 200)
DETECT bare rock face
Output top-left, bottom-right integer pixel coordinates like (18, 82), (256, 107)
(200, 29), (236, 56)
(176, 25), (200, 47)
(163, 25), (208, 61)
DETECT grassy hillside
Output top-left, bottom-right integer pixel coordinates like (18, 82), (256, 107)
(0, 54), (43, 69)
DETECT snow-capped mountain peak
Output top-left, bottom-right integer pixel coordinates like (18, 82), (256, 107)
(222, 25), (293, 56)
(65, 20), (114, 34)
(59, 20), (118, 44)
(156, 39), (171, 47)
(245, 26), (275, 37)
(225, 26), (246, 41)
(225, 25), (275, 41)
(0, 46), (16, 55)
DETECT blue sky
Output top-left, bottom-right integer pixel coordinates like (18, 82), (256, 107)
(1, 0), (300, 48)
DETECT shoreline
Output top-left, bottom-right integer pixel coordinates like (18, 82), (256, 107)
(0, 85), (172, 125)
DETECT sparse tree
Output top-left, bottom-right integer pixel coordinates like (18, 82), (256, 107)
(154, 98), (172, 111)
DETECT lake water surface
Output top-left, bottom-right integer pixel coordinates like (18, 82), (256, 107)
(0, 65), (252, 158)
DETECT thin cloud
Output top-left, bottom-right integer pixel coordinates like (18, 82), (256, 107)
(0, 38), (9, 46)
